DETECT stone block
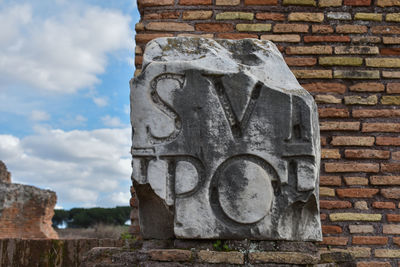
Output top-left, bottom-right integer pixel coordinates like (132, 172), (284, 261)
(344, 95), (378, 105)
(327, 12), (351, 20)
(130, 37), (321, 240)
(249, 251), (319, 264)
(197, 250), (244, 264)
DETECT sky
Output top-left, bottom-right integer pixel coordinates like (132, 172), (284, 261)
(0, 0), (140, 209)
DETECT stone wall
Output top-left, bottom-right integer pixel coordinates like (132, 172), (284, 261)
(82, 239), (356, 266)
(132, 1), (400, 266)
(0, 161), (11, 184)
(0, 238), (123, 267)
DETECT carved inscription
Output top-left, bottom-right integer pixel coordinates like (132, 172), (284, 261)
(146, 74), (185, 144)
(131, 37), (321, 240)
(207, 75), (263, 138)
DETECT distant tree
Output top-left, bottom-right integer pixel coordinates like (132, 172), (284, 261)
(52, 206), (130, 228)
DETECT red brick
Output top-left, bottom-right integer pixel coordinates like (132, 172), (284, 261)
(320, 122), (360, 131)
(284, 57), (317, 66)
(387, 83), (400, 94)
(352, 236), (388, 245)
(387, 214), (400, 222)
(322, 225), (343, 234)
(138, 0), (174, 6)
(393, 151), (400, 160)
(381, 163), (400, 172)
(376, 137), (400, 146)
(344, 0), (371, 4)
(136, 33), (174, 44)
(371, 176), (400, 185)
(372, 201), (396, 209)
(301, 82), (346, 93)
(331, 136), (374, 146)
(146, 22), (194, 32)
(336, 188), (379, 198)
(320, 176), (342, 186)
(143, 11), (180, 20)
(320, 200), (352, 209)
(325, 162), (379, 173)
(321, 136), (327, 146)
(357, 262), (391, 267)
(353, 109), (400, 118)
(345, 149), (390, 159)
(372, 26), (400, 34)
(180, 0), (212, 4)
(135, 56), (143, 66)
(363, 123), (400, 133)
(256, 13), (285, 20)
(245, 0), (278, 4)
(320, 237), (348, 246)
(394, 237), (400, 246)
(312, 25), (334, 33)
(380, 48), (400, 55)
(381, 188), (400, 199)
(320, 213), (327, 220)
(349, 82), (384, 92)
(273, 24), (309, 33)
(344, 177), (368, 185)
(148, 249), (192, 261)
(304, 35), (350, 43)
(196, 23), (234, 32)
(318, 108), (349, 118)
(217, 33), (258, 39)
(336, 25), (368, 34)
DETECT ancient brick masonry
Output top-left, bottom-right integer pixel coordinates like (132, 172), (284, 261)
(0, 161), (58, 239)
(132, 1), (400, 266)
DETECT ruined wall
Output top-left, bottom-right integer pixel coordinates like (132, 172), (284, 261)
(0, 161), (58, 239)
(0, 238), (123, 267)
(0, 161), (11, 184)
(132, 1), (400, 266)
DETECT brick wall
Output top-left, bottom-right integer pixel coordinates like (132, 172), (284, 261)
(133, 1), (400, 266)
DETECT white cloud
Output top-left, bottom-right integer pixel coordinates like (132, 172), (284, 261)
(110, 191), (131, 206)
(0, 127), (132, 208)
(31, 110), (50, 121)
(0, 3), (132, 93)
(93, 96), (108, 107)
(101, 115), (126, 128)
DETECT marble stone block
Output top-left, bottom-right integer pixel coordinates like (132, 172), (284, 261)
(130, 37), (321, 241)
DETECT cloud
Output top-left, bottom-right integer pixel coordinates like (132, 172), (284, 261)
(101, 115), (126, 128)
(0, 127), (132, 208)
(93, 96), (108, 107)
(0, 3), (132, 93)
(110, 191), (131, 206)
(31, 110), (50, 121)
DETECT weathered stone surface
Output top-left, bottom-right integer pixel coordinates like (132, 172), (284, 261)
(130, 37), (321, 240)
(0, 182), (58, 239)
(249, 251), (320, 264)
(0, 239), (124, 267)
(0, 160), (11, 183)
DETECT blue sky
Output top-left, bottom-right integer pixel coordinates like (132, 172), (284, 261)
(0, 0), (140, 209)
